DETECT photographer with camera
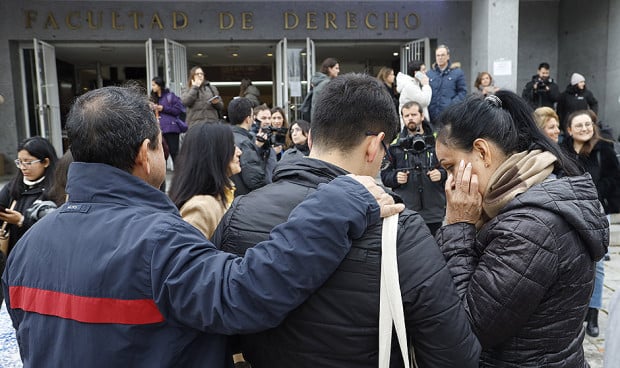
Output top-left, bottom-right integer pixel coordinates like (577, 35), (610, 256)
(381, 101), (446, 235)
(522, 62), (560, 109)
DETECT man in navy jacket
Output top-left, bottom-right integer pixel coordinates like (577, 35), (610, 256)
(1, 86), (402, 368)
(427, 44), (467, 126)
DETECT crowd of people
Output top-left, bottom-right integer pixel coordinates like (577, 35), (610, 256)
(0, 45), (618, 368)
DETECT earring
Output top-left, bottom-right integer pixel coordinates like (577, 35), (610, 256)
(484, 162), (490, 168)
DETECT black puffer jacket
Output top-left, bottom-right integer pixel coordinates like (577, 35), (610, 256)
(212, 156), (481, 368)
(437, 173), (608, 368)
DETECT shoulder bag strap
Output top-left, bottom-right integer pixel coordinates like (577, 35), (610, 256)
(379, 214), (417, 368)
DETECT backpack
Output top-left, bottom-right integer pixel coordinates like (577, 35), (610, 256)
(300, 89), (313, 122)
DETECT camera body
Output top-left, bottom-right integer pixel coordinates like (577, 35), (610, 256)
(396, 134), (435, 154)
(257, 126), (288, 147)
(535, 77), (548, 89)
(393, 133), (437, 172)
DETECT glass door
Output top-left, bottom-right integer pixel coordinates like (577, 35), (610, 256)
(33, 38), (63, 156)
(400, 38), (430, 73)
(164, 39), (188, 96)
(275, 38), (315, 121)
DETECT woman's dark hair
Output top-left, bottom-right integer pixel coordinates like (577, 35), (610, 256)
(150, 76), (165, 102)
(407, 60), (424, 76)
(565, 109), (608, 157)
(9, 136), (59, 199)
(436, 90), (580, 176)
(289, 119), (310, 144)
(320, 58), (339, 74)
(48, 149), (73, 206)
(168, 123), (236, 209)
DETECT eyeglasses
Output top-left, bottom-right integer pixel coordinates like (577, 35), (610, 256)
(194, 72), (204, 76)
(15, 159), (42, 168)
(365, 131), (392, 170)
(572, 121), (593, 130)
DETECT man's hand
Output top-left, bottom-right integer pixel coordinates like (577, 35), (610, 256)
(396, 171), (409, 184)
(427, 169), (442, 182)
(347, 175), (404, 218)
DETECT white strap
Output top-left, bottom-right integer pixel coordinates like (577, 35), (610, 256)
(379, 214), (415, 368)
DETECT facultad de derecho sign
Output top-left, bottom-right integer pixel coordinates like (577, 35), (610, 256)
(23, 9), (420, 32)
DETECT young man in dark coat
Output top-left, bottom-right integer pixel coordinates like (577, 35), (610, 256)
(212, 73), (481, 368)
(521, 62), (561, 109)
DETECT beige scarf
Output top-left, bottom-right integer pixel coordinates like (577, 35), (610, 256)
(477, 149), (557, 229)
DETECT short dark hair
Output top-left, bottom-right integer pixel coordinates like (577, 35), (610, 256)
(289, 119), (310, 142)
(168, 122), (236, 209)
(435, 91), (579, 176)
(538, 62), (550, 70)
(10, 136), (58, 199)
(228, 97), (253, 125)
(66, 86), (160, 173)
(402, 101), (423, 116)
(311, 73), (399, 153)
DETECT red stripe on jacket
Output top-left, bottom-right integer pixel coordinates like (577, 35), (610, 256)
(9, 286), (165, 325)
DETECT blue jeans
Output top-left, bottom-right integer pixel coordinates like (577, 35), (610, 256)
(590, 260), (605, 309)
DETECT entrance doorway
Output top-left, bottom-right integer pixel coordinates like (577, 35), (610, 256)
(18, 38), (429, 154)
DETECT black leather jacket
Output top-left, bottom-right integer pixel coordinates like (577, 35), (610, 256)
(212, 156), (481, 368)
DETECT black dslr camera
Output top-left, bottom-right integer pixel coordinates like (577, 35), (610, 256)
(396, 134), (435, 154)
(535, 77), (548, 90)
(257, 126), (288, 147)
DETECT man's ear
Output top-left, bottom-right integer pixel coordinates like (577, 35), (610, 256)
(132, 139), (151, 179)
(307, 129), (313, 150)
(367, 133), (385, 163)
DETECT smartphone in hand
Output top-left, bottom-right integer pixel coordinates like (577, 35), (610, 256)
(208, 95), (221, 103)
(414, 71), (425, 80)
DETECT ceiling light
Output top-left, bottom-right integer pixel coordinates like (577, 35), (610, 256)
(393, 52), (399, 56)
(266, 53), (273, 57)
(196, 52), (204, 57)
(231, 53), (239, 57)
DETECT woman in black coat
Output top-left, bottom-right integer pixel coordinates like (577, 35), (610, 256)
(434, 93), (608, 367)
(561, 109), (620, 338)
(557, 73), (598, 130)
(0, 136), (58, 304)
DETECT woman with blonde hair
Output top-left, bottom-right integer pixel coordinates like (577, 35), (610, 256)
(533, 106), (561, 143)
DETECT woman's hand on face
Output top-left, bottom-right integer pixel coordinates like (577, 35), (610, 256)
(444, 160), (482, 225)
(191, 78), (202, 88)
(0, 208), (23, 225)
